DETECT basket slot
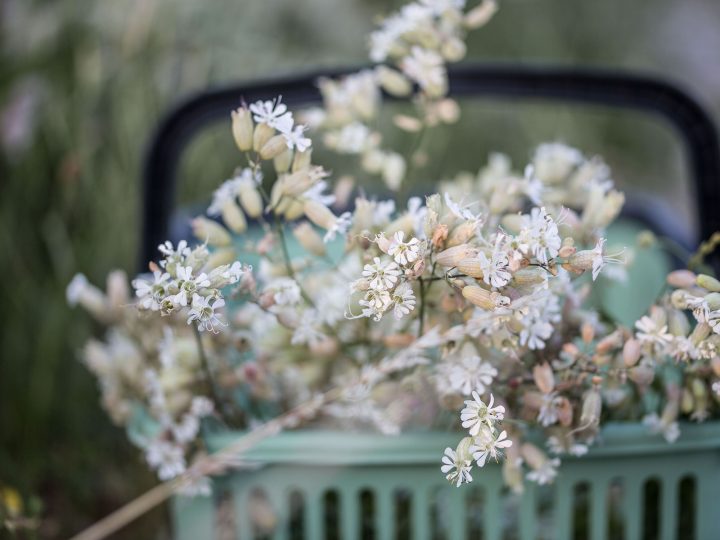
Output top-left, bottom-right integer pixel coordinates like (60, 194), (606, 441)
(287, 489), (304, 540)
(465, 485), (485, 539)
(659, 475), (679, 540)
(358, 488), (376, 539)
(323, 489), (341, 540)
(642, 477), (662, 540)
(393, 487), (412, 540)
(677, 475), (696, 540)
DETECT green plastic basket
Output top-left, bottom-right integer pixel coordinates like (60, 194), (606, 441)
(173, 423), (720, 539)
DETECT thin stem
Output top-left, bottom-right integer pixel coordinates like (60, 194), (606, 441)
(192, 323), (236, 427)
(273, 214), (317, 308)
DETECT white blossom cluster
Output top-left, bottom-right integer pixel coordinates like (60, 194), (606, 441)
(66, 0), (720, 498)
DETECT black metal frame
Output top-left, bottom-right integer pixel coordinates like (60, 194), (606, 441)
(141, 64), (720, 268)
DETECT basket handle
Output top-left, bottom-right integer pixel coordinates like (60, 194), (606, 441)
(141, 64), (720, 269)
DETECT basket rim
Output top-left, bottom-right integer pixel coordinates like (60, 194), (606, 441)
(204, 421), (720, 466)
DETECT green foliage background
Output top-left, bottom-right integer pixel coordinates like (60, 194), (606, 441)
(1, 0), (719, 537)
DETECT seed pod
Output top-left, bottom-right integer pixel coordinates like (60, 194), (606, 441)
(457, 258), (484, 279)
(622, 338), (641, 367)
(206, 247), (237, 269)
(557, 397), (573, 427)
(567, 249), (595, 272)
(260, 134), (288, 160)
(192, 216), (233, 246)
(690, 322), (711, 346)
(697, 274), (720, 292)
(231, 107), (253, 151)
(253, 122), (275, 152)
(596, 330), (622, 354)
(447, 222), (476, 246)
(303, 199), (336, 230)
(533, 363), (555, 394)
(462, 285), (504, 310)
(283, 199), (305, 221)
(667, 269), (697, 289)
(580, 388), (602, 427)
(667, 309), (690, 337)
(681, 387), (694, 414)
(436, 244), (478, 267)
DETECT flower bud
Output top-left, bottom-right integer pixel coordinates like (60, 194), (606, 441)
(706, 292), (720, 311)
(274, 147), (293, 173)
(667, 269), (697, 289)
(580, 388), (601, 427)
(382, 153), (406, 191)
(712, 357), (720, 377)
(447, 222), (476, 246)
(511, 268), (545, 287)
(464, 0), (498, 29)
(596, 330), (622, 354)
(293, 222), (326, 257)
(231, 107), (253, 151)
(260, 134), (288, 160)
(393, 114), (423, 132)
(303, 199), (336, 230)
(292, 149), (312, 172)
(192, 216), (233, 246)
(681, 388), (694, 414)
(206, 247), (237, 269)
(253, 122), (274, 152)
(436, 244), (478, 267)
(457, 258), (484, 279)
(629, 362), (654, 386)
(106, 270), (129, 308)
(667, 309), (690, 337)
(375, 233), (392, 254)
(238, 183), (263, 219)
(697, 273), (720, 292)
(557, 397), (573, 426)
(520, 443), (546, 470)
(441, 37), (466, 62)
(220, 200), (248, 234)
(383, 333), (415, 348)
(333, 176), (355, 208)
(533, 362), (555, 394)
(284, 199), (305, 221)
(437, 98), (461, 124)
(690, 322), (711, 346)
(462, 286), (508, 310)
(376, 66), (412, 96)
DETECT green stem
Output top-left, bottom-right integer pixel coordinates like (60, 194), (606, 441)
(192, 323), (236, 427)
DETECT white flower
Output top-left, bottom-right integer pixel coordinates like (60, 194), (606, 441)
(520, 319), (553, 350)
(132, 270), (171, 311)
(283, 124), (312, 152)
(391, 282), (416, 319)
(526, 457), (561, 485)
(441, 447), (473, 487)
(635, 316), (672, 347)
(537, 392), (561, 427)
(517, 207), (561, 265)
(291, 310), (326, 346)
(449, 355), (497, 395)
(547, 436), (588, 457)
(478, 249), (511, 288)
(362, 257), (401, 291)
(358, 289), (392, 321)
(302, 180), (336, 207)
(401, 47), (446, 94)
(324, 212), (352, 243)
(190, 396), (214, 417)
(388, 231), (422, 266)
(187, 294), (226, 333)
(158, 240), (191, 268)
(174, 266), (211, 307)
(444, 192), (481, 221)
(249, 96), (294, 132)
(460, 392), (505, 436)
(470, 429), (512, 467)
(145, 439), (186, 481)
(66, 273), (88, 306)
(269, 277), (302, 306)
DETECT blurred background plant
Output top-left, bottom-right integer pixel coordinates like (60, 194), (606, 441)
(1, 0), (719, 537)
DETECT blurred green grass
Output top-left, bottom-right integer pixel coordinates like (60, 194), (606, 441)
(1, 0), (720, 537)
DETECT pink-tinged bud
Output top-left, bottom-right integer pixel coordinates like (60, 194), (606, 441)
(557, 397), (573, 427)
(253, 122), (274, 152)
(447, 222), (476, 246)
(623, 338), (642, 368)
(533, 362), (555, 394)
(259, 291), (276, 310)
(666, 269), (697, 288)
(393, 114), (423, 133)
(231, 107), (253, 151)
(697, 273), (720, 292)
(431, 224), (449, 249)
(596, 330), (622, 354)
(558, 238), (576, 258)
(293, 222), (326, 257)
(436, 244), (478, 267)
(192, 216), (233, 246)
(333, 176), (355, 208)
(629, 362), (654, 386)
(260, 134), (288, 160)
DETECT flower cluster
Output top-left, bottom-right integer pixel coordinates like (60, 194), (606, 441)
(66, 0), (720, 496)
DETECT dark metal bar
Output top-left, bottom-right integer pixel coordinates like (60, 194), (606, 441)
(141, 65), (720, 268)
